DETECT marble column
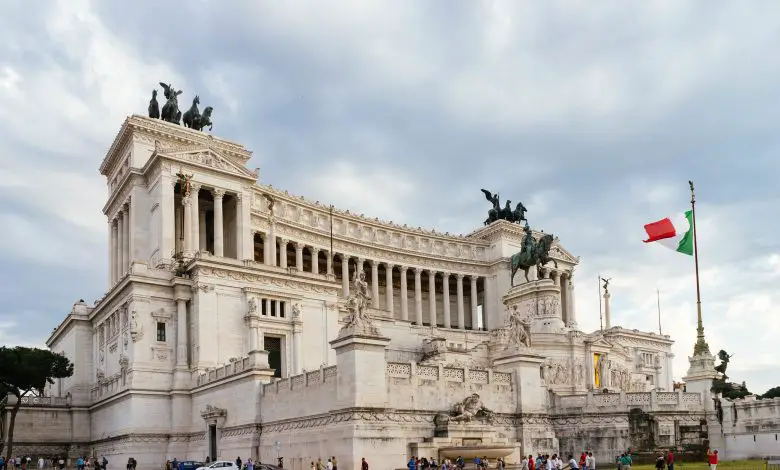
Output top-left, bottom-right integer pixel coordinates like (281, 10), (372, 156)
(235, 192), (244, 260)
(311, 248), (320, 274)
(341, 254), (350, 296)
(213, 189), (225, 257)
(248, 323), (257, 351)
(122, 205), (130, 273)
(400, 267), (409, 321)
(182, 196), (192, 254)
(268, 223), (277, 266)
(326, 251), (333, 277)
(264, 299), (271, 318)
(109, 219), (117, 285)
(470, 276), (479, 330)
(442, 272), (451, 328)
(568, 277), (578, 327)
(278, 238), (288, 269)
(456, 274), (465, 329)
(385, 264), (394, 316)
(428, 271), (437, 327)
(371, 261), (380, 308)
(176, 298), (188, 368)
(190, 184), (201, 252)
(295, 243), (304, 271)
(198, 208), (207, 251)
(117, 211), (125, 278)
(414, 268), (423, 325)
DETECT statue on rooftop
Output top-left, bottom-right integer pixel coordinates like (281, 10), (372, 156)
(148, 89), (160, 119)
(159, 82), (183, 124)
(182, 95), (215, 132)
(481, 189), (528, 225)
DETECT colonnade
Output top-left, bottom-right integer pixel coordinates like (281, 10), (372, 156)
(109, 201), (131, 285)
(253, 232), (488, 330)
(175, 183), (244, 259)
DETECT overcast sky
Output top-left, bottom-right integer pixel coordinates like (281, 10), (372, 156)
(0, 0), (778, 394)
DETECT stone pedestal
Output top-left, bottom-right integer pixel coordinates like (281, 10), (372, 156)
(503, 279), (565, 334)
(329, 326), (391, 409)
(683, 351), (719, 411)
(492, 350), (547, 414)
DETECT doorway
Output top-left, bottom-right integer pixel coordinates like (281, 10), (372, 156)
(208, 424), (217, 460)
(265, 336), (282, 378)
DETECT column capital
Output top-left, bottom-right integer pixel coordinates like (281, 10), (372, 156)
(427, 269), (438, 276)
(310, 246), (320, 254)
(182, 196), (192, 206)
(190, 182), (202, 193)
(456, 273), (465, 281)
(400, 265), (408, 273)
(121, 203), (130, 215)
(441, 271), (450, 278)
(384, 262), (395, 270)
(276, 236), (286, 245)
(370, 259), (379, 267)
(212, 188), (225, 199)
(414, 267), (422, 275)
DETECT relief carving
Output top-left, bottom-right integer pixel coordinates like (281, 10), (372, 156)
(130, 310), (144, 342)
(435, 393), (495, 426)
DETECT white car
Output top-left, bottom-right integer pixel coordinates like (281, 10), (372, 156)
(196, 462), (239, 470)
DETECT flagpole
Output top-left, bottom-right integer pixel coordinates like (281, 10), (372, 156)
(689, 180), (710, 355)
(598, 273), (603, 330)
(656, 287), (662, 335)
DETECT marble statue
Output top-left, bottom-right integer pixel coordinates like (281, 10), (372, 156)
(343, 264), (373, 330)
(292, 303), (302, 319)
(508, 306), (532, 348)
(247, 297), (257, 315)
(450, 393), (494, 423)
(509, 225), (558, 286)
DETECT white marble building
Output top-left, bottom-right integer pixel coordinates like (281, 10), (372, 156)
(3, 116), (715, 468)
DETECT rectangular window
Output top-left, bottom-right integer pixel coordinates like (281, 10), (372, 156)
(156, 322), (166, 342)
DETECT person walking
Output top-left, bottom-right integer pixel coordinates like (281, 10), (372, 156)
(707, 449), (718, 470)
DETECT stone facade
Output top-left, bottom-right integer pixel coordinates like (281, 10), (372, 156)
(2, 116), (712, 468)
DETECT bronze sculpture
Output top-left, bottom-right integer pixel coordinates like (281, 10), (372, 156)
(146, 82), (215, 132)
(480, 189), (527, 225)
(509, 224), (558, 286)
(148, 89), (160, 119)
(159, 82), (183, 124)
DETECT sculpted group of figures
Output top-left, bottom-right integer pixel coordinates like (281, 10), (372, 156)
(147, 81), (214, 132)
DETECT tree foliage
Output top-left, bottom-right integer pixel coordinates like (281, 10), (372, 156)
(0, 346), (74, 460)
(761, 386), (780, 399)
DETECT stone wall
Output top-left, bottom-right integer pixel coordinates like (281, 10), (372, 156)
(260, 366), (338, 423)
(713, 395), (780, 460)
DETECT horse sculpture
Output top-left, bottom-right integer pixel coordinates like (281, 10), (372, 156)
(159, 82), (183, 124)
(196, 106), (214, 131)
(510, 233), (557, 286)
(148, 89), (160, 119)
(182, 95), (200, 129)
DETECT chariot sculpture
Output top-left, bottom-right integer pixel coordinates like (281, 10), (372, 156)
(147, 81), (215, 132)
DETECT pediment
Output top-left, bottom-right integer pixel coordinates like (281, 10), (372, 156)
(158, 144), (258, 180)
(586, 334), (614, 349)
(549, 244), (579, 264)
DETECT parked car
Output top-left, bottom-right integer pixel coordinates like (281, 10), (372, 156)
(179, 462), (204, 470)
(196, 462), (239, 470)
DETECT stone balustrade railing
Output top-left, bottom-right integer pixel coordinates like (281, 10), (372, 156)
(3, 395), (70, 407)
(194, 356), (253, 387)
(555, 390), (703, 413)
(262, 366), (338, 395)
(386, 361), (513, 386)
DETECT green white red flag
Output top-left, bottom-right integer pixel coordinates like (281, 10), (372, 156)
(643, 211), (694, 256)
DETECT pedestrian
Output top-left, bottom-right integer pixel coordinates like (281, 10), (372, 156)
(361, 458), (368, 470)
(707, 449), (718, 470)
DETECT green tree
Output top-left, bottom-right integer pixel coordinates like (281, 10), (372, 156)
(761, 386), (780, 399)
(0, 346), (74, 460)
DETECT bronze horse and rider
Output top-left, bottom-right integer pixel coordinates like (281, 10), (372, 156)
(509, 226), (558, 287)
(481, 189), (527, 226)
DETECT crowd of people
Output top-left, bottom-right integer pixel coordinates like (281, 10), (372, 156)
(0, 456), (109, 470)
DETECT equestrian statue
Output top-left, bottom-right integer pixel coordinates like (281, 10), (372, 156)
(509, 223), (558, 286)
(481, 189), (527, 225)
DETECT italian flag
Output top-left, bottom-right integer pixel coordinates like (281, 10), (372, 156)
(642, 211), (694, 255)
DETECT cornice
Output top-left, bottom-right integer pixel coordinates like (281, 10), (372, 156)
(192, 259), (341, 296)
(101, 115), (252, 176)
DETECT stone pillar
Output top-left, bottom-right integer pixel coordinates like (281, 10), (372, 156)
(109, 219), (117, 285)
(278, 238), (287, 269)
(341, 254), (350, 296)
(568, 277), (578, 327)
(198, 208), (207, 251)
(385, 264), (394, 316)
(470, 276), (479, 330)
(264, 299), (271, 318)
(295, 243), (304, 271)
(603, 291), (611, 329)
(190, 184), (201, 252)
(414, 268), (423, 325)
(326, 250), (333, 277)
(371, 261), (380, 308)
(212, 189), (225, 257)
(182, 196), (192, 254)
(456, 274), (465, 329)
(292, 320), (303, 375)
(122, 205), (130, 272)
(442, 272), (451, 328)
(428, 271), (437, 327)
(311, 248), (320, 274)
(117, 211), (125, 278)
(176, 298), (188, 368)
(330, 331), (390, 410)
(400, 267), (409, 321)
(235, 192), (244, 260)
